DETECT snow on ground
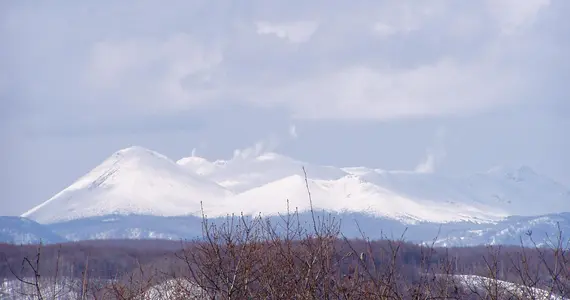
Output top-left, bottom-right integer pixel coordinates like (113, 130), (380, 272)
(453, 274), (568, 300)
(139, 278), (207, 300)
(0, 277), (82, 300)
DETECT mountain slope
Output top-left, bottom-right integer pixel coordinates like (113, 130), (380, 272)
(0, 216), (66, 244)
(22, 146), (232, 224)
(432, 212), (570, 247)
(349, 167), (570, 218)
(461, 165), (570, 216)
(227, 174), (505, 223)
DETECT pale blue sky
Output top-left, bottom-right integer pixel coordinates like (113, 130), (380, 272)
(1, 0), (569, 215)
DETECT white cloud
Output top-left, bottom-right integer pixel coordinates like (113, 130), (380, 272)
(231, 125), (300, 160)
(370, 3), (432, 37)
(486, 0), (551, 34)
(3, 0), (567, 124)
(289, 125), (298, 139)
(254, 59), (521, 120)
(255, 21), (318, 43)
(415, 155), (436, 174)
(232, 138), (279, 160)
(372, 23), (399, 37)
(415, 127), (447, 174)
(85, 33), (223, 111)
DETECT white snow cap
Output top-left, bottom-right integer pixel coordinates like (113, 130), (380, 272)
(22, 146), (570, 224)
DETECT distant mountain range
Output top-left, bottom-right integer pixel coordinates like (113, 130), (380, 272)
(0, 217), (65, 244)
(2, 212), (569, 247)
(1, 146), (568, 247)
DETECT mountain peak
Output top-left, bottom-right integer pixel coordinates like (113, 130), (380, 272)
(22, 146), (230, 224)
(114, 145), (171, 161)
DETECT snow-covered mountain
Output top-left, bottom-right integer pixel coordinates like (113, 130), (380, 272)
(431, 212), (570, 247)
(22, 146), (232, 224)
(21, 146), (570, 226)
(355, 167), (570, 219)
(463, 165), (570, 217)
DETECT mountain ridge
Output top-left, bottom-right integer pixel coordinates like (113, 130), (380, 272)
(21, 146), (570, 225)
(0, 216), (66, 244)
(3, 212), (569, 248)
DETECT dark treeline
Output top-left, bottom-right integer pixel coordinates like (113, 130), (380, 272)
(2, 238), (567, 287)
(0, 239), (182, 280)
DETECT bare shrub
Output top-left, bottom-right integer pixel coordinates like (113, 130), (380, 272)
(4, 169), (569, 299)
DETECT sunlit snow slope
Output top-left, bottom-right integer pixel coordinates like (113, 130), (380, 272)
(22, 146), (570, 224)
(22, 147), (232, 223)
